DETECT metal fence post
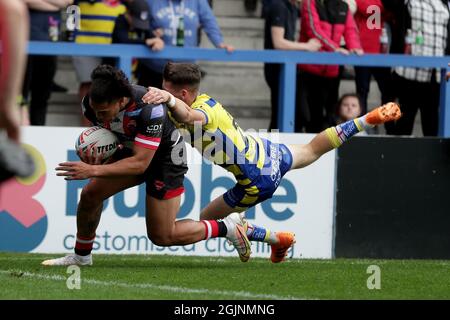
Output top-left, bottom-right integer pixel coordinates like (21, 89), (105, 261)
(118, 56), (133, 80)
(439, 69), (450, 137)
(278, 62), (296, 132)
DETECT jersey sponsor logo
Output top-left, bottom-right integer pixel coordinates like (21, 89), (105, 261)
(150, 105), (164, 119)
(269, 144), (282, 188)
(205, 98), (217, 107)
(341, 120), (358, 139)
(146, 124), (163, 134)
(125, 110), (142, 117)
(154, 180), (165, 191)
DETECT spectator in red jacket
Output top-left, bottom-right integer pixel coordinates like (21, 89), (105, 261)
(297, 0), (363, 133)
(354, 0), (394, 115)
(264, 0), (321, 131)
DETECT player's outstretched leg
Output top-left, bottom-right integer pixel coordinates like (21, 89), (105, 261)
(201, 195), (294, 263)
(326, 102), (402, 149)
(289, 102), (402, 170)
(144, 195), (252, 262)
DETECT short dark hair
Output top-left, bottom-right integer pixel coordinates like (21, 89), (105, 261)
(163, 62), (201, 89)
(89, 64), (133, 104)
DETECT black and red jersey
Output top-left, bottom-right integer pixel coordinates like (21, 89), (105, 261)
(81, 85), (184, 164)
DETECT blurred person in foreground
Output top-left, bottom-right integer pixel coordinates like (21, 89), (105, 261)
(0, 0), (35, 182)
(142, 62), (403, 263)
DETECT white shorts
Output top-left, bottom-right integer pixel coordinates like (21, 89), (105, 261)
(72, 56), (102, 83)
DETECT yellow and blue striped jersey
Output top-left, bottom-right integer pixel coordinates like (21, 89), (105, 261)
(171, 94), (266, 184)
(75, 0), (126, 44)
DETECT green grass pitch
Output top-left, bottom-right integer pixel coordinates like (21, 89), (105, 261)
(0, 253), (449, 300)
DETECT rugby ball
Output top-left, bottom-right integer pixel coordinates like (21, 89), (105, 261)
(75, 126), (119, 161)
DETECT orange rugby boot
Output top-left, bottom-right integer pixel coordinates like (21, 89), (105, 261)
(366, 102), (402, 126)
(270, 232), (296, 263)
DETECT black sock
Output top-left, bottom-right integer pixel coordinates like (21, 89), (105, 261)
(218, 221), (227, 237)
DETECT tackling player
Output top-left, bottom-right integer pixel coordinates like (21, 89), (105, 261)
(42, 65), (251, 266)
(142, 62), (402, 263)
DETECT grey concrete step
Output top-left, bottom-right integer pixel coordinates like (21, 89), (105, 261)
(213, 0), (263, 18)
(48, 93), (79, 112)
(198, 62), (269, 102)
(53, 58), (78, 96)
(200, 17), (264, 50)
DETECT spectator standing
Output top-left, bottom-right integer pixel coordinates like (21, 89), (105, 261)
(113, 0), (165, 82)
(262, 0), (275, 18)
(354, 0), (394, 115)
(263, 0), (321, 130)
(323, 0), (357, 129)
(21, 0), (73, 126)
(297, 0), (363, 133)
(72, 0), (126, 125)
(112, 0), (165, 83)
(388, 0), (449, 136)
(144, 0), (233, 89)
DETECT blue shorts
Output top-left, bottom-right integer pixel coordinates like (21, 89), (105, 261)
(223, 138), (293, 211)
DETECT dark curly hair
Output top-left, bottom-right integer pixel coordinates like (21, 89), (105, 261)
(89, 65), (133, 104)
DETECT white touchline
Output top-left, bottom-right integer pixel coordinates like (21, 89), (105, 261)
(0, 269), (311, 300)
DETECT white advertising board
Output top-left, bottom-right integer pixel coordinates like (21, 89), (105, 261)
(0, 127), (336, 259)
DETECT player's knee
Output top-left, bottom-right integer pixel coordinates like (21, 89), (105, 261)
(79, 185), (104, 207)
(147, 231), (174, 246)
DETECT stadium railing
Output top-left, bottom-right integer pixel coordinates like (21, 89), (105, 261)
(28, 41), (450, 137)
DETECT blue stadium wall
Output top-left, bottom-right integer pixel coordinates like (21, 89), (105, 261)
(335, 137), (450, 259)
